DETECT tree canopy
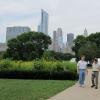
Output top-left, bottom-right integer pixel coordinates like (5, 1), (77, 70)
(4, 31), (51, 61)
(73, 32), (100, 60)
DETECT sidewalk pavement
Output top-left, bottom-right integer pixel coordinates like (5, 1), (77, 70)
(48, 69), (100, 100)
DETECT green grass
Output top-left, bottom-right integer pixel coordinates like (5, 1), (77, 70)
(0, 79), (75, 100)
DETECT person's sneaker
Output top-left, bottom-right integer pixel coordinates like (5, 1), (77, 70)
(79, 85), (82, 87)
(95, 86), (98, 89)
(91, 85), (95, 88)
(82, 85), (85, 88)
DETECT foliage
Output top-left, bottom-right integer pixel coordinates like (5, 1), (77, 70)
(0, 59), (13, 71)
(0, 60), (76, 72)
(42, 51), (75, 60)
(73, 32), (100, 60)
(4, 32), (51, 61)
(0, 51), (5, 60)
(73, 35), (87, 57)
(78, 42), (98, 60)
(0, 60), (77, 80)
(87, 32), (100, 47)
(34, 61), (44, 70)
(42, 51), (55, 60)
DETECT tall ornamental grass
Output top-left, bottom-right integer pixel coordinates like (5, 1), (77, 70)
(0, 59), (77, 72)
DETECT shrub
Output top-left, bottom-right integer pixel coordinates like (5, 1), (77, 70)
(0, 60), (77, 80)
(33, 61), (44, 70)
(0, 59), (13, 71)
(51, 62), (64, 72)
(0, 51), (5, 60)
(42, 51), (75, 60)
(62, 61), (77, 72)
(0, 70), (78, 80)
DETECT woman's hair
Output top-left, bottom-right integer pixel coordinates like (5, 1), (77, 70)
(94, 58), (98, 62)
(80, 55), (85, 59)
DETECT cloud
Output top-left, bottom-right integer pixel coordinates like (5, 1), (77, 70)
(0, 0), (100, 42)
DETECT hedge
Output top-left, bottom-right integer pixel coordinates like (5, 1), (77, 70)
(0, 71), (78, 80)
(0, 59), (78, 80)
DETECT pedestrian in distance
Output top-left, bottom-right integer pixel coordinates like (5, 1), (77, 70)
(77, 55), (88, 87)
(91, 58), (100, 89)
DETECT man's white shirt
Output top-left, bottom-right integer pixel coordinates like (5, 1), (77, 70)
(92, 63), (100, 71)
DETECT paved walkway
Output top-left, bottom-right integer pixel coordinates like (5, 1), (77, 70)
(48, 69), (100, 100)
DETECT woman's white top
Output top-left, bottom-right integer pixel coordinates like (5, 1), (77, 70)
(77, 60), (87, 69)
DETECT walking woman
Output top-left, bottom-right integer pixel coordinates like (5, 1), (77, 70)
(91, 58), (100, 89)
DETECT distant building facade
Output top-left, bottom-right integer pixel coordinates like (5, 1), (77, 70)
(65, 33), (74, 54)
(6, 26), (31, 42)
(57, 28), (64, 52)
(53, 31), (59, 52)
(38, 9), (49, 35)
(52, 28), (64, 52)
(0, 43), (7, 51)
(67, 33), (74, 47)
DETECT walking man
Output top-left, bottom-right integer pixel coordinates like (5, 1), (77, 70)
(91, 58), (100, 89)
(77, 55), (88, 87)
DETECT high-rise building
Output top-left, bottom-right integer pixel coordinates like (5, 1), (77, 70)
(0, 43), (7, 51)
(6, 26), (31, 42)
(38, 9), (49, 35)
(67, 33), (74, 47)
(57, 28), (64, 52)
(38, 25), (41, 32)
(84, 28), (88, 37)
(53, 28), (64, 52)
(53, 31), (59, 52)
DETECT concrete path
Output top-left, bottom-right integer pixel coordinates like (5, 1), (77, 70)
(48, 69), (100, 100)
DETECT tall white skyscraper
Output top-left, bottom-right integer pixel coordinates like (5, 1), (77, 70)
(84, 28), (88, 37)
(38, 9), (49, 35)
(6, 26), (31, 42)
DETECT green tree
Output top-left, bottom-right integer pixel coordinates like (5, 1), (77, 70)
(4, 32), (51, 61)
(78, 42), (98, 60)
(0, 51), (5, 60)
(42, 51), (55, 60)
(72, 35), (87, 57)
(73, 32), (100, 60)
(87, 32), (100, 47)
(42, 51), (74, 61)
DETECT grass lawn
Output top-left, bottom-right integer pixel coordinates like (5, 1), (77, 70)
(0, 79), (75, 100)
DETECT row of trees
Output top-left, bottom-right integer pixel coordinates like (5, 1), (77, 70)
(73, 32), (100, 60)
(3, 31), (74, 61)
(4, 31), (100, 61)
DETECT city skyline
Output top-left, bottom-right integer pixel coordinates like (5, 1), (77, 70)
(1, 0), (100, 43)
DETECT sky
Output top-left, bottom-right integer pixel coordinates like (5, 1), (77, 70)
(0, 0), (100, 43)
